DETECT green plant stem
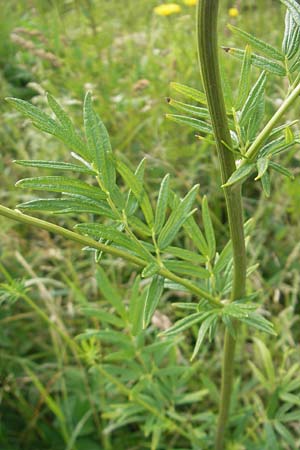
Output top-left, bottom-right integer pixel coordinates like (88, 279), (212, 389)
(0, 204), (219, 306)
(244, 81), (300, 161)
(197, 1), (247, 449)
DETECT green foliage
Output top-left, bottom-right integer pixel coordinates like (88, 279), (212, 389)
(1, 1), (300, 449)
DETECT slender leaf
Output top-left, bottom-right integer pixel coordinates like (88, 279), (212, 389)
(228, 25), (284, 61)
(269, 161), (295, 179)
(84, 92), (116, 190)
(222, 315), (237, 339)
(225, 48), (286, 76)
(220, 62), (234, 110)
(281, 0), (300, 27)
(253, 338), (276, 385)
(128, 216), (152, 237)
(240, 72), (267, 128)
(240, 313), (276, 335)
(142, 262), (160, 278)
(184, 216), (209, 257)
(47, 93), (75, 132)
(255, 157), (269, 180)
(282, 9), (300, 59)
(117, 160), (154, 226)
(202, 196), (216, 260)
(162, 311), (215, 337)
(143, 275), (165, 328)
(6, 97), (88, 159)
(154, 174), (170, 234)
(222, 163), (255, 187)
(158, 185), (199, 249)
(128, 276), (143, 336)
(166, 114), (212, 134)
(16, 176), (107, 200)
(164, 246), (206, 264)
(14, 160), (95, 174)
(170, 82), (207, 104)
(274, 422), (296, 447)
(96, 266), (127, 319)
(164, 260), (210, 279)
(76, 223), (149, 259)
(213, 241), (232, 274)
(80, 307), (124, 327)
(17, 198), (117, 218)
(236, 44), (252, 109)
(191, 314), (217, 361)
(167, 98), (210, 120)
(126, 159), (146, 216)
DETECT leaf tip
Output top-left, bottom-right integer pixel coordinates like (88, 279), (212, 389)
(222, 46), (231, 53)
(15, 180), (23, 188)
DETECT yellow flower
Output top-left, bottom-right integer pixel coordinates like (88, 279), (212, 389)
(183, 0), (197, 5)
(228, 7), (239, 18)
(154, 3), (181, 16)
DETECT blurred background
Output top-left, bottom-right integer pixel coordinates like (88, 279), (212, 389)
(1, 1), (300, 449)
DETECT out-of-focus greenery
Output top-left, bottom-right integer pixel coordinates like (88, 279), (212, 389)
(1, 1), (300, 449)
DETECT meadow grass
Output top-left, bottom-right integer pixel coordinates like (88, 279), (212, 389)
(1, 1), (300, 449)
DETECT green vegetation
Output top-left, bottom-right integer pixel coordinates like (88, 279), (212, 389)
(1, 1), (300, 449)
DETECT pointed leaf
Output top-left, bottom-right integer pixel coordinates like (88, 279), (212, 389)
(17, 198), (117, 218)
(202, 196), (216, 260)
(282, 9), (300, 59)
(240, 313), (276, 336)
(167, 98), (210, 120)
(225, 48), (286, 76)
(6, 97), (88, 159)
(126, 159), (146, 216)
(128, 216), (152, 237)
(141, 262), (160, 278)
(236, 44), (252, 110)
(154, 173), (170, 234)
(16, 176), (106, 200)
(228, 25), (284, 61)
(14, 160), (95, 174)
(191, 314), (217, 361)
(269, 161), (295, 179)
(117, 160), (154, 226)
(255, 157), (269, 180)
(166, 114), (212, 134)
(96, 266), (127, 319)
(240, 72), (267, 128)
(213, 241), (232, 274)
(162, 311), (215, 337)
(158, 185), (199, 249)
(220, 63), (234, 110)
(80, 307), (124, 327)
(273, 422), (296, 447)
(129, 276), (143, 336)
(281, 0), (300, 27)
(164, 260), (210, 279)
(47, 93), (75, 132)
(183, 216), (209, 257)
(76, 223), (149, 259)
(222, 315), (237, 339)
(170, 82), (207, 104)
(253, 338), (276, 384)
(143, 275), (165, 328)
(222, 163), (255, 187)
(84, 92), (116, 191)
(164, 246), (206, 264)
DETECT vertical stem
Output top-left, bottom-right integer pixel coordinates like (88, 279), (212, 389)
(196, 1), (247, 449)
